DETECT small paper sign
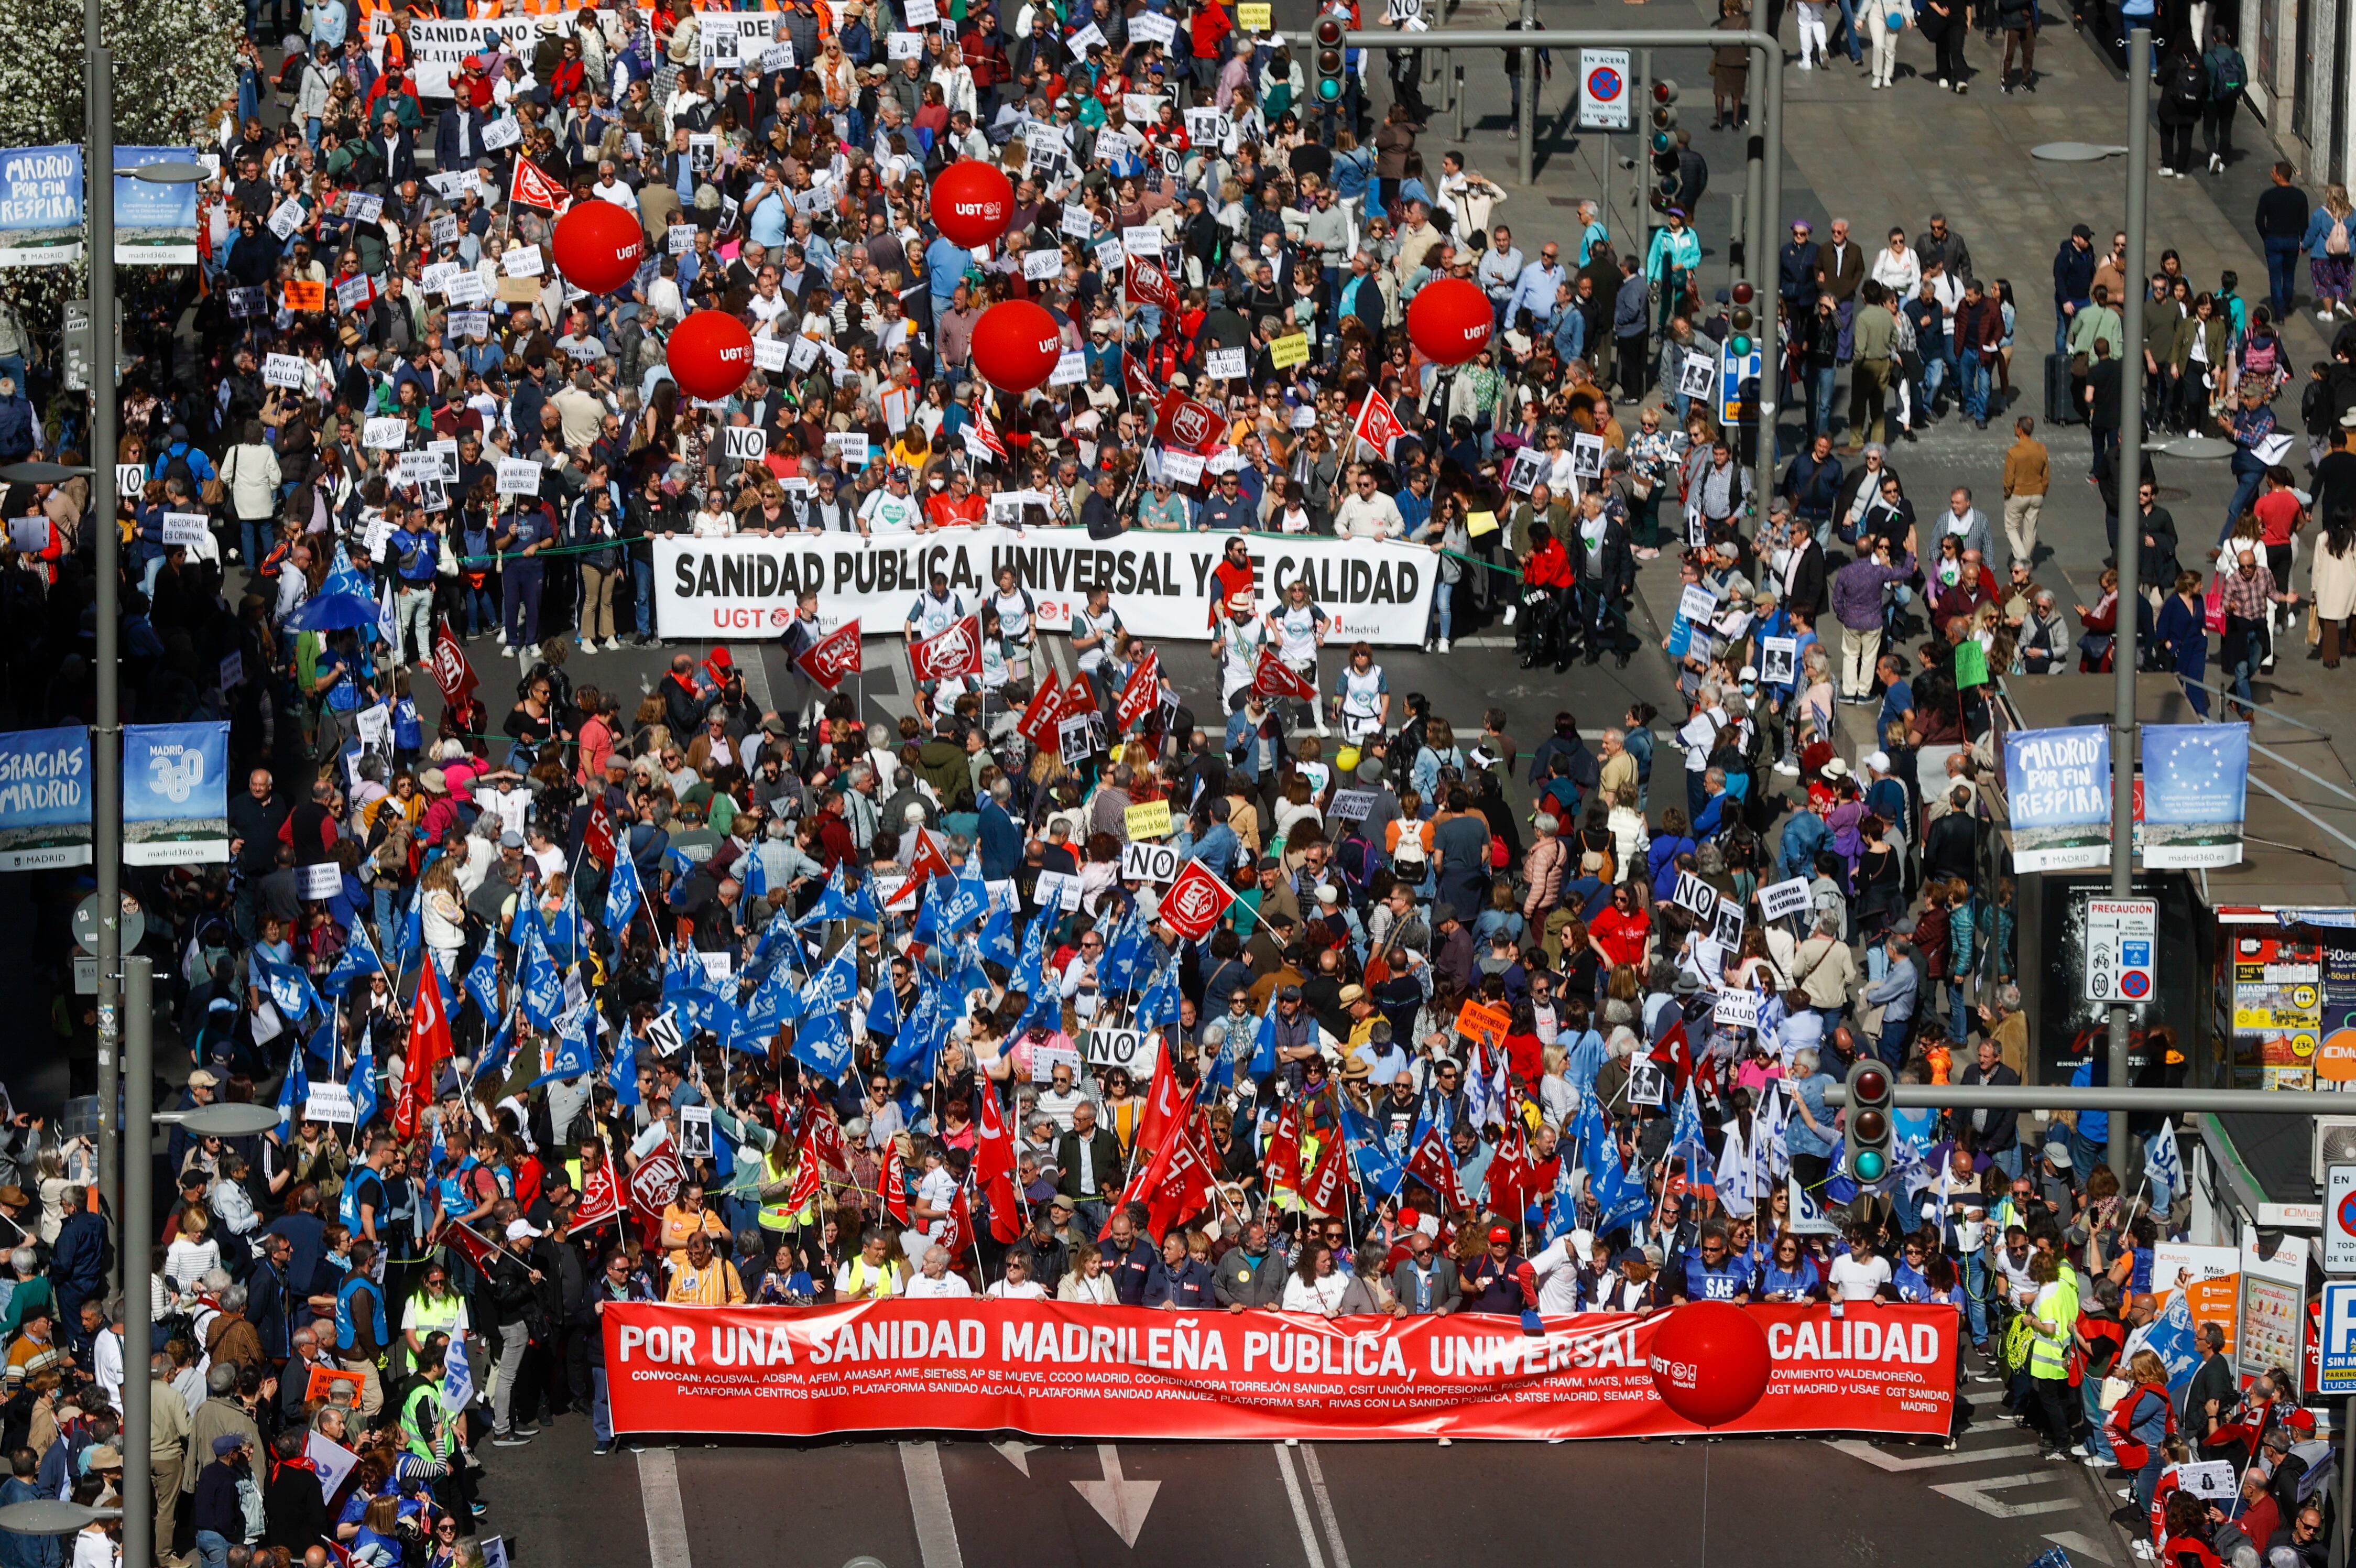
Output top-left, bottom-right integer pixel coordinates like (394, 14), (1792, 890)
(482, 115), (522, 151)
(263, 353), (306, 389)
(267, 200), (306, 239)
(1238, 3), (1271, 28)
(334, 275), (373, 312)
(362, 417), (408, 451)
(1023, 246), (1063, 281)
(668, 223), (696, 256)
(722, 426), (768, 461)
(430, 213), (460, 248)
(296, 862), (343, 900)
(496, 458), (543, 496)
(887, 30), (924, 58)
(503, 246), (545, 278)
(1206, 346), (1247, 380)
(1268, 334), (1310, 369)
(1124, 800), (1172, 840)
(1758, 876), (1815, 924)
(1121, 225), (1163, 258)
(1049, 350), (1088, 386)
(160, 512), (211, 548)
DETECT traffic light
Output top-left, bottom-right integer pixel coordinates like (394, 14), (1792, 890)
(1729, 281), (1755, 356)
(1313, 17), (1347, 107)
(1649, 81), (1682, 212)
(1845, 1058), (1893, 1184)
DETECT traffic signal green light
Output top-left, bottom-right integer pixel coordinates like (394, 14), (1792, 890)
(1730, 281), (1755, 356)
(1314, 18), (1346, 104)
(1845, 1060), (1893, 1184)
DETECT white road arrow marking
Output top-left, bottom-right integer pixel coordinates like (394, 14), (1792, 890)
(1828, 1439), (2041, 1472)
(2044, 1530), (2119, 1564)
(992, 1440), (1040, 1477)
(1928, 1472), (2082, 1519)
(1072, 1444), (1160, 1547)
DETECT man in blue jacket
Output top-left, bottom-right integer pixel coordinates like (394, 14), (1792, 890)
(0, 377), (37, 465)
(2051, 223), (2097, 355)
(49, 1196), (109, 1326)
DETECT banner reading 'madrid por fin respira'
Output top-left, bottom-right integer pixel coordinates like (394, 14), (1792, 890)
(603, 1300), (1955, 1442)
(652, 530), (1439, 647)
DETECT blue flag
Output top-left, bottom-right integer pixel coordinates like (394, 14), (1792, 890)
(979, 896), (1018, 968)
(477, 1010), (516, 1083)
(322, 919), (381, 992)
(800, 946), (859, 1019)
(1545, 1147), (1585, 1242)
(276, 1044), (310, 1133)
(252, 951), (323, 1025)
(464, 949), (501, 1025)
(795, 864), (853, 928)
(605, 850), (646, 935)
(546, 882), (580, 957)
(440, 1332), (475, 1417)
(533, 1010), (595, 1086)
(610, 1033), (643, 1108)
(1595, 1125), (1652, 1236)
(1672, 1082), (1717, 1191)
(1340, 1100), (1404, 1195)
(791, 1007), (854, 1081)
(348, 1029), (379, 1127)
(518, 924), (564, 1031)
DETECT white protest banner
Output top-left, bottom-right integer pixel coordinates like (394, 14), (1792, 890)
(160, 512), (211, 549)
(362, 417), (407, 451)
(266, 199), (304, 240)
(1157, 449), (1206, 487)
(1121, 225), (1164, 258)
(1129, 9), (1176, 43)
(826, 432), (870, 467)
(751, 336), (790, 372)
(1713, 989), (1760, 1029)
(303, 1082), (356, 1124)
(1023, 246), (1062, 281)
(419, 261), (462, 295)
(668, 223), (696, 256)
(903, 0), (940, 21)
(1185, 108), (1229, 145)
(1067, 20), (1107, 51)
(1676, 583), (1719, 626)
(1760, 635), (1797, 685)
(1757, 876), (1815, 924)
(296, 862), (343, 900)
(655, 530), (1438, 645)
(397, 450), (443, 484)
(429, 213), (459, 249)
(1049, 349), (1088, 387)
(1504, 447), (1544, 495)
(448, 309), (490, 341)
(722, 426), (768, 461)
(1120, 841), (1181, 883)
(1081, 1027), (1160, 1073)
(342, 190), (383, 223)
(495, 459), (543, 496)
(481, 114), (523, 151)
(445, 270), (489, 306)
(1205, 347), (1247, 380)
(334, 275), (373, 313)
(887, 30), (924, 58)
(262, 353), (306, 389)
(1033, 868), (1084, 911)
(502, 246), (545, 278)
(1060, 203), (1095, 240)
(1671, 870), (1718, 919)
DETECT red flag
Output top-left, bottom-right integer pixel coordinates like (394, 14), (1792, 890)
(1064, 672), (1096, 722)
(509, 156), (571, 212)
(1153, 388), (1224, 451)
(938, 1184), (975, 1260)
(1141, 1130), (1215, 1239)
(394, 959), (455, 1139)
(1350, 386), (1409, 458)
(881, 1140), (911, 1226)
(1650, 1018), (1695, 1093)
(794, 620), (864, 690)
(1486, 1124), (1556, 1223)
(430, 621), (478, 709)
(1114, 648), (1162, 735)
(987, 1172), (1024, 1244)
(974, 1086), (1016, 1185)
(1263, 1100), (1303, 1196)
(1132, 1052), (1186, 1172)
(1158, 858), (1236, 942)
(960, 403), (1007, 463)
(1251, 647), (1318, 701)
(1125, 254), (1181, 313)
(584, 799), (618, 868)
(904, 827), (954, 885)
(910, 614), (984, 682)
(1301, 1118), (1348, 1216)
(1016, 672), (1072, 748)
(783, 1122), (824, 1214)
(445, 1220), (494, 1275)
(627, 1130), (685, 1223)
(570, 1152), (624, 1235)
(804, 1093), (849, 1173)
(1405, 1122), (1469, 1214)
(1122, 356), (1159, 404)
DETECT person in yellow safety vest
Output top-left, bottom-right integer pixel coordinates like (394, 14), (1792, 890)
(755, 1139), (816, 1237)
(834, 1228), (904, 1300)
(2023, 1250), (2078, 1460)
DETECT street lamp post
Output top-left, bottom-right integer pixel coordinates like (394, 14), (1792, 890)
(86, 23), (121, 1288)
(2106, 27), (2152, 1183)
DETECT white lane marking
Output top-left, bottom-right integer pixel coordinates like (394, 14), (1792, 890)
(1928, 1471), (2083, 1518)
(1296, 1445), (1354, 1568)
(1070, 1444), (1160, 1547)
(991, 1440), (1039, 1476)
(2045, 1530), (2119, 1564)
(636, 1449), (693, 1568)
(900, 1441), (966, 1568)
(739, 640), (777, 718)
(1272, 1443), (1328, 1568)
(1827, 1439), (2042, 1472)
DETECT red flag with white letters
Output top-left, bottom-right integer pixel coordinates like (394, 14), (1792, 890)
(910, 615), (983, 682)
(1250, 647), (1318, 701)
(794, 619), (864, 690)
(1017, 673), (1072, 748)
(431, 621), (478, 709)
(1114, 649), (1161, 735)
(509, 156), (572, 213)
(1157, 858), (1235, 942)
(1350, 386), (1409, 458)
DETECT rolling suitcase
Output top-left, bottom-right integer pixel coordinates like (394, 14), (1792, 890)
(2045, 351), (2083, 425)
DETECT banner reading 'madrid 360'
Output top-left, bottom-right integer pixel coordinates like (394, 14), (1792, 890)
(603, 1300), (1955, 1442)
(652, 529), (1439, 647)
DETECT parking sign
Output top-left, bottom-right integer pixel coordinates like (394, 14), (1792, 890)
(2320, 1280), (2356, 1394)
(1578, 49), (1631, 129)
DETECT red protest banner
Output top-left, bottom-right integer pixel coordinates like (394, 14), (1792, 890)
(602, 1301), (1956, 1442)
(794, 620), (863, 690)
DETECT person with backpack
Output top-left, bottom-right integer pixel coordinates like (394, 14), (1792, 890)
(2199, 25), (2246, 172)
(2154, 45), (2206, 180)
(2300, 183), (2355, 323)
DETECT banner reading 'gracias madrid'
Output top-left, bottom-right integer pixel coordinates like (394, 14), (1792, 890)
(652, 529), (1439, 647)
(604, 1299), (1955, 1442)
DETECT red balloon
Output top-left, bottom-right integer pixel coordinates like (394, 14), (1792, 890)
(968, 300), (1064, 393)
(1648, 1301), (1773, 1429)
(930, 160), (1015, 248)
(550, 201), (646, 295)
(1405, 277), (1496, 366)
(666, 310), (756, 401)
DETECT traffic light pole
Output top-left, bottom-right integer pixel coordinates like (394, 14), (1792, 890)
(1822, 1085), (2356, 1113)
(1345, 27), (1784, 512)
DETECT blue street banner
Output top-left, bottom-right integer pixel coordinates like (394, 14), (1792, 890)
(0, 146), (82, 267)
(0, 726), (91, 870)
(123, 722), (230, 865)
(2001, 725), (2111, 872)
(2141, 723), (2249, 868)
(114, 147), (200, 265)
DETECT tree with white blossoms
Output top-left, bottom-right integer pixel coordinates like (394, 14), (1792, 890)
(0, 0), (238, 324)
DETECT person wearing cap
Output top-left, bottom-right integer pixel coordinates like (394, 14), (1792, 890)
(1460, 1225), (1537, 1315)
(190, 1433), (254, 1568)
